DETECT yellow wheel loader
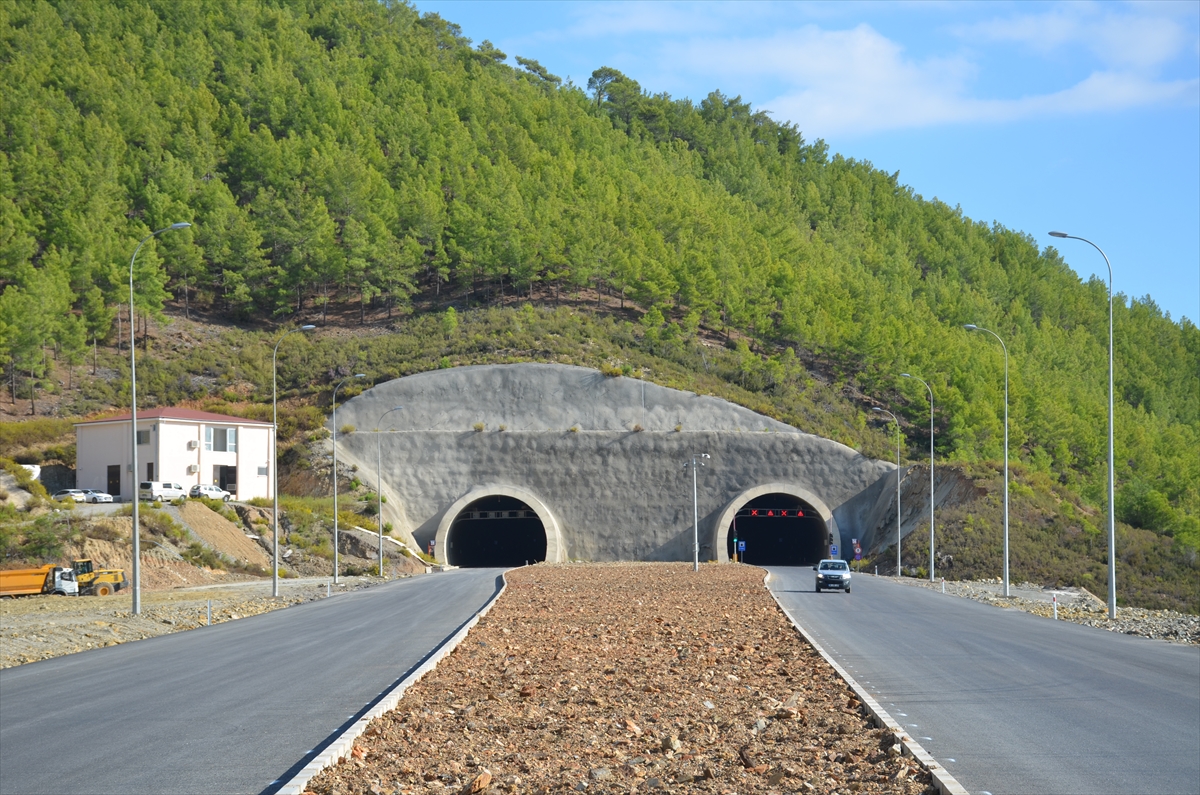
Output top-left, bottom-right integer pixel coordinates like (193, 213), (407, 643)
(72, 559), (127, 596)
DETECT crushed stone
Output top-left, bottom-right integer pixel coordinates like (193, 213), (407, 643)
(306, 563), (936, 795)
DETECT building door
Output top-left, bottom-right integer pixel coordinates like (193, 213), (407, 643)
(107, 465), (120, 497)
(146, 462), (154, 481)
(215, 465), (237, 494)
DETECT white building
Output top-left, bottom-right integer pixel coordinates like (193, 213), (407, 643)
(75, 408), (274, 502)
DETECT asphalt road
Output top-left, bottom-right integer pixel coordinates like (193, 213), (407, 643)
(0, 569), (504, 795)
(767, 569), (1200, 795)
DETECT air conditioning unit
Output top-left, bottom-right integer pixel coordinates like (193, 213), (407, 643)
(187, 440), (199, 450)
(187, 464), (199, 474)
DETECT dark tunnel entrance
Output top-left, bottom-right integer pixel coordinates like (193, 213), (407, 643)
(446, 495), (547, 567)
(726, 493), (829, 566)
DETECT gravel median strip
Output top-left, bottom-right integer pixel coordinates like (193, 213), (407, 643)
(304, 563), (936, 795)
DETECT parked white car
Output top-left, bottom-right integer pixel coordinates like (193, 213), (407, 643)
(80, 489), (113, 504)
(189, 484), (232, 501)
(52, 489), (86, 503)
(139, 481), (187, 501)
(813, 559), (852, 592)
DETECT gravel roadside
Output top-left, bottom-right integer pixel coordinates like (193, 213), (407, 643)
(306, 563), (936, 795)
(0, 576), (394, 668)
(893, 576), (1200, 644)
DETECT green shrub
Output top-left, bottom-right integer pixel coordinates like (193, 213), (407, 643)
(181, 542), (225, 570)
(0, 418), (74, 453)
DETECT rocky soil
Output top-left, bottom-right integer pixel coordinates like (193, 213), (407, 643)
(0, 576), (391, 669)
(897, 576), (1200, 644)
(306, 564), (936, 795)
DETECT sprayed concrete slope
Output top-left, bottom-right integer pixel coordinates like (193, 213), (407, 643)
(332, 364), (907, 563)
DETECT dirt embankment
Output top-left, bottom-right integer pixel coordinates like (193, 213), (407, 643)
(308, 564), (935, 795)
(177, 501), (274, 569)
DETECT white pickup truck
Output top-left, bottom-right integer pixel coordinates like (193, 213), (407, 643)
(813, 559), (852, 592)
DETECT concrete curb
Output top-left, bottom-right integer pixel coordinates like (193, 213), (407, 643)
(763, 572), (970, 795)
(274, 571), (511, 794)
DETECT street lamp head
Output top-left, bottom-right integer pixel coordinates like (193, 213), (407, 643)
(300, 324), (316, 331)
(872, 407), (884, 412)
(964, 324), (978, 331)
(1048, 231), (1068, 238)
(169, 222), (192, 230)
(901, 373), (911, 378)
(354, 373), (366, 378)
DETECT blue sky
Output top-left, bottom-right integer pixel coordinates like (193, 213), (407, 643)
(413, 1), (1200, 325)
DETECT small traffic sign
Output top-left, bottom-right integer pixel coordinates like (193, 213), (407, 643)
(737, 541), (746, 552)
(829, 544), (838, 556)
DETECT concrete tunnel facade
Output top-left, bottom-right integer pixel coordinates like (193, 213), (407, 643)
(331, 364), (898, 566)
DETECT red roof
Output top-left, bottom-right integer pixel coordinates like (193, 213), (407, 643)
(76, 407), (272, 426)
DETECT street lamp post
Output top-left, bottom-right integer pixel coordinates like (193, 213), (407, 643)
(1050, 231), (1117, 620)
(128, 222), (191, 615)
(271, 325), (315, 598)
(331, 374), (366, 585)
(683, 454), (710, 571)
(375, 406), (404, 579)
(965, 324), (1010, 598)
(872, 408), (902, 576)
(901, 373), (936, 582)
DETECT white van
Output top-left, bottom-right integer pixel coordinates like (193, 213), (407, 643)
(139, 481), (187, 501)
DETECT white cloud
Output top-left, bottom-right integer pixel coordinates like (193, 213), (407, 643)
(653, 16), (1198, 138)
(954, 5), (1192, 71)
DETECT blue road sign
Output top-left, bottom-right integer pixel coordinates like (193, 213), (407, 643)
(829, 545), (838, 557)
(737, 541), (746, 552)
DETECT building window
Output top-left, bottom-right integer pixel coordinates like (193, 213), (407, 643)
(206, 427), (238, 452)
(146, 462), (154, 481)
(257, 466), (269, 476)
(136, 430), (150, 445)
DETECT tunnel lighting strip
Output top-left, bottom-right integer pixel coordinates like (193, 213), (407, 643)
(738, 508), (806, 517)
(456, 510), (539, 520)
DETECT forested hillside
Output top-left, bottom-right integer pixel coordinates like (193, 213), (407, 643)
(1, 0), (1196, 551)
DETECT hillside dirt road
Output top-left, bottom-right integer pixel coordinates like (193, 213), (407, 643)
(307, 563), (935, 795)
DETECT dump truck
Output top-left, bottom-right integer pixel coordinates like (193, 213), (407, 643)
(0, 565), (79, 597)
(72, 559), (126, 596)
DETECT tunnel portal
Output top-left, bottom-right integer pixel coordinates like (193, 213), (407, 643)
(446, 495), (547, 567)
(726, 493), (828, 566)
